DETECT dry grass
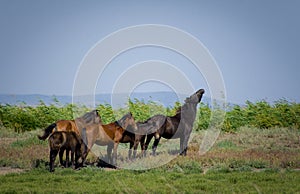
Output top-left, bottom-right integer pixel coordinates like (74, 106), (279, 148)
(0, 127), (299, 172)
(186, 127), (300, 170)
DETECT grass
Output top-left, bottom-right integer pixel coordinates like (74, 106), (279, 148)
(0, 127), (299, 193)
(0, 168), (299, 193)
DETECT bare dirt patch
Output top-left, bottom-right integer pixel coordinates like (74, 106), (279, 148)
(0, 167), (25, 175)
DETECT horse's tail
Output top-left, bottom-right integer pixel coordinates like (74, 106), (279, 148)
(81, 127), (87, 145)
(38, 123), (57, 140)
(81, 127), (88, 153)
(80, 127), (88, 160)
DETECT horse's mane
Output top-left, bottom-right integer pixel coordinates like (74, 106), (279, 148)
(174, 99), (190, 117)
(175, 107), (182, 114)
(143, 114), (165, 123)
(117, 112), (132, 127)
(78, 110), (100, 124)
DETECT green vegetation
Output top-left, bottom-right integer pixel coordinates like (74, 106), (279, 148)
(0, 98), (299, 193)
(1, 98), (300, 133)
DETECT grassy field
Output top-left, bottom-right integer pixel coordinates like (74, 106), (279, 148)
(0, 127), (299, 193)
(0, 167), (299, 193)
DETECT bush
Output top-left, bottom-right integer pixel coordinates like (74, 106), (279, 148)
(0, 98), (299, 133)
(223, 100), (300, 131)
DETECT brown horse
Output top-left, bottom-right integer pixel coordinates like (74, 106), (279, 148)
(144, 89), (205, 156)
(38, 110), (101, 166)
(38, 109), (101, 140)
(83, 112), (137, 166)
(48, 131), (85, 172)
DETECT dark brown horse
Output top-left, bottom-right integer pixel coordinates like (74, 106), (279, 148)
(83, 112), (137, 165)
(144, 89), (205, 156)
(48, 131), (85, 172)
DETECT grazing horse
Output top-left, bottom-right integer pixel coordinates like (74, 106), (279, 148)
(48, 131), (85, 172)
(83, 112), (137, 165)
(38, 110), (101, 166)
(145, 89), (205, 156)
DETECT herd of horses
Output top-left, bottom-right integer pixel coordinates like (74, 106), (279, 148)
(38, 89), (205, 172)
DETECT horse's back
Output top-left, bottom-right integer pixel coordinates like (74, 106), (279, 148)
(56, 120), (80, 135)
(85, 124), (113, 146)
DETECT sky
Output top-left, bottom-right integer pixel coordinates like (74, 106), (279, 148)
(0, 0), (299, 104)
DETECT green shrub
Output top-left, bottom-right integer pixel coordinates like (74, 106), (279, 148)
(1, 98), (300, 133)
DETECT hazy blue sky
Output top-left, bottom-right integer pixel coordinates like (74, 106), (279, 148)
(0, 0), (299, 104)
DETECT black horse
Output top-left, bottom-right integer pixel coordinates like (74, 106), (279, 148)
(144, 89), (205, 156)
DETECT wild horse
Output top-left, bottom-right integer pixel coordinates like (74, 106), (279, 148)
(137, 115), (167, 157)
(38, 110), (101, 166)
(38, 109), (101, 140)
(144, 89), (205, 156)
(48, 131), (85, 172)
(83, 112), (137, 165)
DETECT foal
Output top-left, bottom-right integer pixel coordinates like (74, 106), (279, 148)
(48, 131), (85, 172)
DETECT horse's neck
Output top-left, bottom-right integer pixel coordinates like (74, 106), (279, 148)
(176, 103), (197, 119)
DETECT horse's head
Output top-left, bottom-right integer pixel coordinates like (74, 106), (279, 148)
(94, 109), (102, 124)
(118, 112), (137, 132)
(185, 89), (205, 104)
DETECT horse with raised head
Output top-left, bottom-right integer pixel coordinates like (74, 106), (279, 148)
(144, 89), (205, 156)
(83, 112), (137, 166)
(48, 131), (85, 172)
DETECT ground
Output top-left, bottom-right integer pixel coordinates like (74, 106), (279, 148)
(0, 127), (299, 193)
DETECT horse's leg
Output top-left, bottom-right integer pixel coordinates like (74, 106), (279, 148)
(49, 149), (58, 172)
(70, 149), (75, 169)
(106, 144), (113, 164)
(82, 134), (94, 165)
(140, 135), (146, 157)
(75, 147), (80, 168)
(65, 149), (70, 168)
(181, 130), (192, 156)
(79, 143), (88, 167)
(144, 134), (153, 157)
(81, 143), (89, 166)
(179, 136), (184, 155)
(128, 142), (133, 160)
(113, 142), (119, 166)
(152, 136), (161, 156)
(133, 138), (140, 159)
(59, 149), (65, 167)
